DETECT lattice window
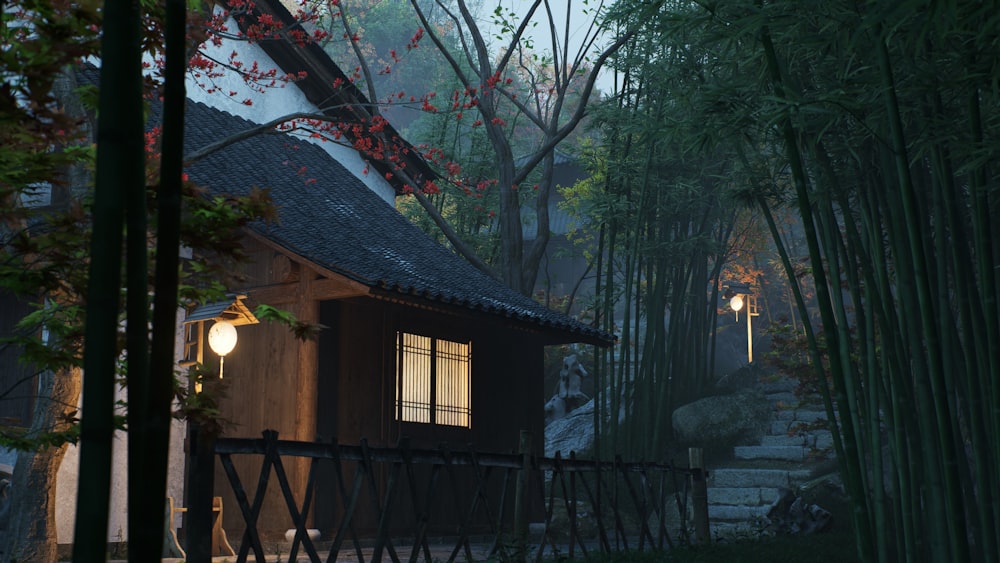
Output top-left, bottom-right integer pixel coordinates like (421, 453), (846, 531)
(395, 332), (471, 428)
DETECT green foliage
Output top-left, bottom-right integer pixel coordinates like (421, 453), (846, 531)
(174, 365), (231, 436)
(254, 304), (323, 341)
(612, 0), (1000, 560)
(0, 2), (285, 456)
(0, 418), (79, 451)
(570, 0), (764, 461)
(0, 0), (100, 200)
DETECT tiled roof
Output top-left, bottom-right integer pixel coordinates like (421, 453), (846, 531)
(171, 98), (610, 345)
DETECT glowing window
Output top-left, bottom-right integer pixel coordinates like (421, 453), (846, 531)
(395, 332), (471, 428)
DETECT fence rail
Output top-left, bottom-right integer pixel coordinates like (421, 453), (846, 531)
(211, 430), (702, 562)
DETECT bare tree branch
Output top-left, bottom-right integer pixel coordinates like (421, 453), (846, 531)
(411, 189), (500, 280)
(410, 0), (475, 90)
(337, 6), (380, 110)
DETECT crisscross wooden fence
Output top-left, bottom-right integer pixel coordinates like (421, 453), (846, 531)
(212, 430), (702, 562)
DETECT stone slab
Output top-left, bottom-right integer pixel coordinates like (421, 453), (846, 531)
(761, 434), (808, 447)
(734, 445), (806, 461)
(708, 487), (781, 506)
(814, 431), (834, 450)
(770, 420), (792, 435)
(708, 504), (770, 522)
(793, 410), (829, 423)
(710, 468), (790, 488)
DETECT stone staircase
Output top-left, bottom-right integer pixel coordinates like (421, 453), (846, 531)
(705, 381), (835, 538)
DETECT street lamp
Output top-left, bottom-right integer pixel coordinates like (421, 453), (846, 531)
(180, 295), (258, 563)
(207, 320), (238, 379)
(723, 282), (759, 364)
(182, 294), (258, 390)
(729, 294), (744, 313)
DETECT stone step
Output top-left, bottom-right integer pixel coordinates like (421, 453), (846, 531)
(814, 431), (834, 450)
(774, 408), (830, 422)
(710, 468), (793, 488)
(708, 503), (770, 522)
(710, 467), (814, 488)
(734, 445), (806, 462)
(760, 433), (808, 447)
(760, 429), (834, 448)
(708, 487), (780, 506)
(769, 420), (819, 434)
(770, 420), (793, 435)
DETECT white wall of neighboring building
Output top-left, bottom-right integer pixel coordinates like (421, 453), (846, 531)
(187, 10), (398, 205)
(54, 314), (190, 544)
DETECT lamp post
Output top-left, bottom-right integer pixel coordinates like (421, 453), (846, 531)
(181, 296), (257, 562)
(186, 319), (241, 563)
(723, 282), (759, 364)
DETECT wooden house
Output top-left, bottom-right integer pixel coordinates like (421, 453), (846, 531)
(174, 89), (610, 538)
(0, 0), (610, 544)
(160, 0), (614, 539)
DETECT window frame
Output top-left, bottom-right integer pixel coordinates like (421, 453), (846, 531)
(394, 331), (472, 429)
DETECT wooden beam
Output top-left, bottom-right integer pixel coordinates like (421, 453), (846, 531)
(243, 284), (298, 306)
(294, 273), (318, 527)
(308, 277), (369, 301)
(243, 277), (368, 306)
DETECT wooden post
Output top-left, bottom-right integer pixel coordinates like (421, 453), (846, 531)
(184, 421), (217, 563)
(513, 430), (531, 562)
(689, 447), (710, 544)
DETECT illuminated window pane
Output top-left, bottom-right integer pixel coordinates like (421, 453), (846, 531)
(396, 332), (471, 428)
(398, 333), (432, 423)
(436, 339), (471, 427)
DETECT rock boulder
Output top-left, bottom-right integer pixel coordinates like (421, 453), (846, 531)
(545, 400), (595, 457)
(672, 389), (771, 447)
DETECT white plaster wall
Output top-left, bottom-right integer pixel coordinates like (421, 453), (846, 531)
(186, 10), (398, 205)
(55, 310), (190, 544)
(55, 392), (129, 543)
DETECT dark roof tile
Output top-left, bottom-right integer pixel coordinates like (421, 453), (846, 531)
(173, 97), (609, 344)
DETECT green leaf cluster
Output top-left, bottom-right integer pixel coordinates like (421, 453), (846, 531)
(597, 0), (1000, 560)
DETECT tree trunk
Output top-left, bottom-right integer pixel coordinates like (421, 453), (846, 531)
(2, 367), (82, 562)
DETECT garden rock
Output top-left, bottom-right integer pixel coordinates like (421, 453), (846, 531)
(765, 488), (832, 535)
(545, 400), (594, 457)
(672, 389), (771, 447)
